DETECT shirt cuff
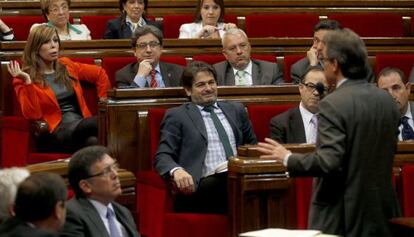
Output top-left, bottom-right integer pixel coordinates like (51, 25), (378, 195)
(133, 75), (147, 88)
(169, 167), (183, 177)
(283, 152), (292, 167)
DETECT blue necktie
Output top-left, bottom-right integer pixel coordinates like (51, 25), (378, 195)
(203, 105), (234, 158)
(106, 208), (121, 237)
(401, 116), (414, 140)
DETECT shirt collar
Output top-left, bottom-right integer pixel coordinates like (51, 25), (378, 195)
(336, 78), (348, 88)
(299, 102), (316, 123)
(196, 102), (218, 112)
(232, 60), (252, 76)
(404, 102), (412, 119)
(126, 16), (144, 28)
(89, 198), (114, 218)
(47, 21), (82, 34)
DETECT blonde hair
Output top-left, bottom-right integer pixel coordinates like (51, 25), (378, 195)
(22, 24), (73, 89)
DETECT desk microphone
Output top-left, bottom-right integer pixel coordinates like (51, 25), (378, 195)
(315, 82), (326, 98)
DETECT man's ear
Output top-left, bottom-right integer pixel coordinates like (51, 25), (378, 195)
(184, 87), (192, 97)
(405, 82), (411, 91)
(54, 200), (66, 221)
(79, 180), (92, 196)
(332, 59), (339, 74)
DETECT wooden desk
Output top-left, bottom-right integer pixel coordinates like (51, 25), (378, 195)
(228, 143), (414, 237)
(390, 217), (414, 237)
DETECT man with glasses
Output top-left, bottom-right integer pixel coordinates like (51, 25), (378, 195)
(214, 28), (283, 86)
(258, 29), (401, 236)
(155, 61), (257, 214)
(60, 146), (140, 237)
(0, 172), (67, 237)
(270, 66), (328, 144)
(116, 25), (184, 88)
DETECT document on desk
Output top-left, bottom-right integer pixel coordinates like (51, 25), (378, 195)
(239, 228), (322, 237)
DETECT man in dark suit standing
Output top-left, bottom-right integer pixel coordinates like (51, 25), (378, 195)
(154, 61), (257, 214)
(116, 25), (183, 88)
(60, 146), (140, 237)
(258, 29), (401, 236)
(0, 172), (67, 237)
(270, 66), (328, 144)
(213, 28), (283, 86)
(377, 67), (414, 141)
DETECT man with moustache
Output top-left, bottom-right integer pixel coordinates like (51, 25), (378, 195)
(115, 25), (184, 88)
(377, 67), (414, 141)
(60, 146), (140, 237)
(213, 28), (283, 86)
(258, 29), (401, 236)
(154, 61), (257, 214)
(270, 66), (328, 144)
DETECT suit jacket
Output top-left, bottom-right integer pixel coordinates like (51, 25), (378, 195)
(290, 57), (375, 83)
(287, 80), (401, 236)
(115, 61), (184, 88)
(59, 197), (140, 237)
(0, 217), (57, 237)
(409, 66), (414, 83)
(103, 16), (162, 39)
(154, 101), (257, 188)
(213, 59), (284, 86)
(269, 107), (306, 143)
(13, 57), (111, 132)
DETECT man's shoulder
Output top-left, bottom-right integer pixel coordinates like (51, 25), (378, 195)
(252, 59), (277, 67)
(291, 57), (309, 68)
(271, 107), (299, 124)
(213, 61), (230, 71)
(159, 61), (184, 71)
(116, 62), (136, 74)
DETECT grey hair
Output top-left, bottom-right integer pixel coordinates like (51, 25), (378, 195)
(221, 28), (247, 46)
(0, 168), (30, 220)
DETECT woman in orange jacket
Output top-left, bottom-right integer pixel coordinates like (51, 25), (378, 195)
(7, 25), (111, 153)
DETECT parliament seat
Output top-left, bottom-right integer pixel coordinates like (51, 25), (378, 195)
(193, 54), (226, 65)
(80, 15), (117, 39)
(245, 14), (319, 38)
(136, 108), (228, 237)
(283, 54), (304, 83)
(328, 13), (404, 37)
(401, 164), (414, 217)
(375, 54), (414, 78)
(246, 104), (312, 229)
(101, 57), (136, 85)
(2, 15), (46, 41)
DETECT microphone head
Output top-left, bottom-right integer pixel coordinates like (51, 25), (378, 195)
(315, 82), (326, 98)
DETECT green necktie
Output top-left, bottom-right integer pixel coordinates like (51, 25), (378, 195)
(236, 70), (247, 86)
(203, 105), (234, 158)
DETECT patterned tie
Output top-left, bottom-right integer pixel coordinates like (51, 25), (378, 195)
(401, 116), (414, 141)
(236, 70), (247, 86)
(309, 115), (318, 144)
(203, 105), (234, 158)
(106, 208), (121, 237)
(150, 69), (158, 88)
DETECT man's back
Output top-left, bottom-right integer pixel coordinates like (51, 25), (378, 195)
(289, 80), (401, 236)
(0, 218), (57, 237)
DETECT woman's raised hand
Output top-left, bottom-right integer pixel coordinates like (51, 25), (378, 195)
(7, 60), (31, 84)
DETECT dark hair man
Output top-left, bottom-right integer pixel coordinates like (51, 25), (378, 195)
(0, 172), (67, 237)
(154, 61), (257, 214)
(258, 29), (401, 237)
(60, 145), (141, 237)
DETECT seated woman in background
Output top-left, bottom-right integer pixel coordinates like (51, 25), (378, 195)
(103, 0), (162, 39)
(7, 25), (111, 153)
(0, 19), (14, 41)
(179, 0), (237, 39)
(31, 0), (91, 40)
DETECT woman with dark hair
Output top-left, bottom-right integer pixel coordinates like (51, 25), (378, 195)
(179, 0), (236, 39)
(7, 25), (111, 153)
(103, 0), (162, 39)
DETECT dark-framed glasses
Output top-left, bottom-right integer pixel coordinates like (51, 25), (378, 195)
(85, 162), (120, 179)
(136, 41), (161, 50)
(301, 82), (328, 93)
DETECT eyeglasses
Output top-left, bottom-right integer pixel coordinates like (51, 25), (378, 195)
(49, 4), (69, 14)
(136, 41), (161, 50)
(85, 162), (120, 179)
(302, 82), (328, 93)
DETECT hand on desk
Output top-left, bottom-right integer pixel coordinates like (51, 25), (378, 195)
(257, 138), (291, 162)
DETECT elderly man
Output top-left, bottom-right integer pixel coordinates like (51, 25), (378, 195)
(258, 29), (401, 236)
(270, 66), (328, 144)
(213, 28), (283, 86)
(0, 172), (67, 237)
(155, 61), (257, 214)
(60, 145), (140, 237)
(377, 67), (413, 141)
(116, 25), (184, 88)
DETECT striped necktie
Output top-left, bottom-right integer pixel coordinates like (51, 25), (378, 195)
(150, 69), (158, 88)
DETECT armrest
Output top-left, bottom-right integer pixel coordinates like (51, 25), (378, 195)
(1, 116), (31, 167)
(136, 170), (173, 237)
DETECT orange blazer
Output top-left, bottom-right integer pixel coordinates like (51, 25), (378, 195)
(13, 57), (111, 132)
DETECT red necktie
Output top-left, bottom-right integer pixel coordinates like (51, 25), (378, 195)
(150, 69), (158, 88)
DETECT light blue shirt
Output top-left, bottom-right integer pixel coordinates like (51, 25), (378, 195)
(132, 64), (165, 88)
